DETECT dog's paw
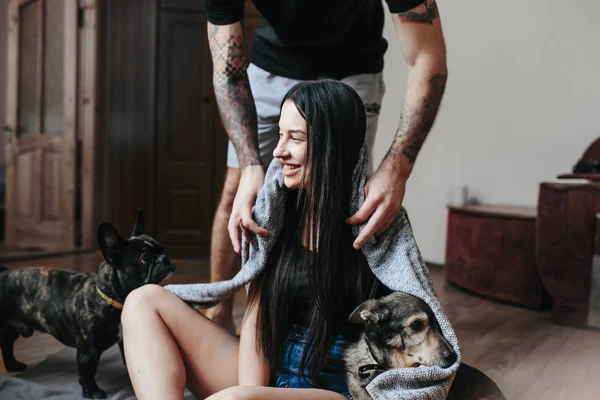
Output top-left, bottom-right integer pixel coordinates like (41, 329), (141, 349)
(4, 360), (27, 372)
(82, 387), (107, 399)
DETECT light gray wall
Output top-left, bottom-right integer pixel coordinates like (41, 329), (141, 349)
(374, 0), (599, 264)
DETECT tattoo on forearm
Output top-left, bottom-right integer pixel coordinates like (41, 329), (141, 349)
(208, 25), (260, 168)
(398, 0), (438, 25)
(386, 73), (447, 163)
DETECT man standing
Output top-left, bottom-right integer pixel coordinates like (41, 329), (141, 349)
(205, 0), (447, 332)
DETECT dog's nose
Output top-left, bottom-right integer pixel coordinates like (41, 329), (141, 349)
(157, 255), (170, 264)
(158, 255), (175, 269)
(443, 349), (457, 366)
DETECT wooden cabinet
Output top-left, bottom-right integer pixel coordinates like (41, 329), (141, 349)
(99, 0), (260, 257)
(444, 204), (550, 309)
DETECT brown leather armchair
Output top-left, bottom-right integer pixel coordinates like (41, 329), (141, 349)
(536, 137), (600, 329)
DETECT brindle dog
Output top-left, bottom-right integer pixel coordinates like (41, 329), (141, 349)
(344, 292), (506, 400)
(0, 210), (176, 399)
(344, 292), (457, 400)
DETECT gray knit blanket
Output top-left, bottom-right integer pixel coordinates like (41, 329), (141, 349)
(165, 144), (460, 399)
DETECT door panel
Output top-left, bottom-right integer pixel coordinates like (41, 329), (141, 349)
(156, 10), (214, 254)
(17, 1), (41, 137)
(5, 0), (77, 250)
(43, 0), (65, 137)
(155, 3), (261, 256)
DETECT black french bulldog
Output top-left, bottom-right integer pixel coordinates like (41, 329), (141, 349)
(0, 209), (176, 399)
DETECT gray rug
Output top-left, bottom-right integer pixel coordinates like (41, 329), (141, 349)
(0, 345), (507, 400)
(0, 344), (196, 400)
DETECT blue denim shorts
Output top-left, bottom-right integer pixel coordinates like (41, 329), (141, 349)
(270, 325), (353, 399)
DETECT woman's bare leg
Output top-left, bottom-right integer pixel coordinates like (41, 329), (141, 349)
(121, 284), (240, 400)
(207, 386), (349, 400)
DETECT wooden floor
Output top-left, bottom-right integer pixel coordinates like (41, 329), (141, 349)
(2, 252), (600, 399)
(0, 243), (94, 262)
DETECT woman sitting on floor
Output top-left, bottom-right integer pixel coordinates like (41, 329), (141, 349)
(120, 79), (459, 400)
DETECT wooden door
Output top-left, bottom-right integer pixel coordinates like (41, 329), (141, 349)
(155, 2), (261, 257)
(156, 9), (216, 256)
(4, 0), (78, 250)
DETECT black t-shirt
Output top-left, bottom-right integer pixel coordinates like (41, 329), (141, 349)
(290, 237), (392, 337)
(205, 0), (426, 80)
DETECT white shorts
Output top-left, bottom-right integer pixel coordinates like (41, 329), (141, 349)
(226, 63), (386, 174)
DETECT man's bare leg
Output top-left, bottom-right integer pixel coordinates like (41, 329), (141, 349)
(206, 167), (241, 334)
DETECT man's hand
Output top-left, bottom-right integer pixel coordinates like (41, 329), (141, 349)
(347, 0), (447, 249)
(229, 165), (269, 253)
(347, 160), (410, 249)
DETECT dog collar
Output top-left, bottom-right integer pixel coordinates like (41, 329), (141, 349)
(96, 287), (124, 310)
(358, 334), (388, 379)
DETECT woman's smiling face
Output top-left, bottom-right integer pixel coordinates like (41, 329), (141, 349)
(273, 99), (309, 189)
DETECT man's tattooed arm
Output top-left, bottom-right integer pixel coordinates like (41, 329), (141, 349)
(397, 0), (438, 25)
(208, 22), (260, 168)
(386, 0), (447, 171)
(386, 73), (447, 164)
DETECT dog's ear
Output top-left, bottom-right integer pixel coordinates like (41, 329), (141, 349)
(131, 207), (145, 237)
(349, 299), (390, 325)
(98, 223), (128, 265)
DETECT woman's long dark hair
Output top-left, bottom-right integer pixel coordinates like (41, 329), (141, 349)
(248, 80), (376, 386)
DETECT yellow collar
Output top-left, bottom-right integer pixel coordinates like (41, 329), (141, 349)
(96, 287), (123, 310)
